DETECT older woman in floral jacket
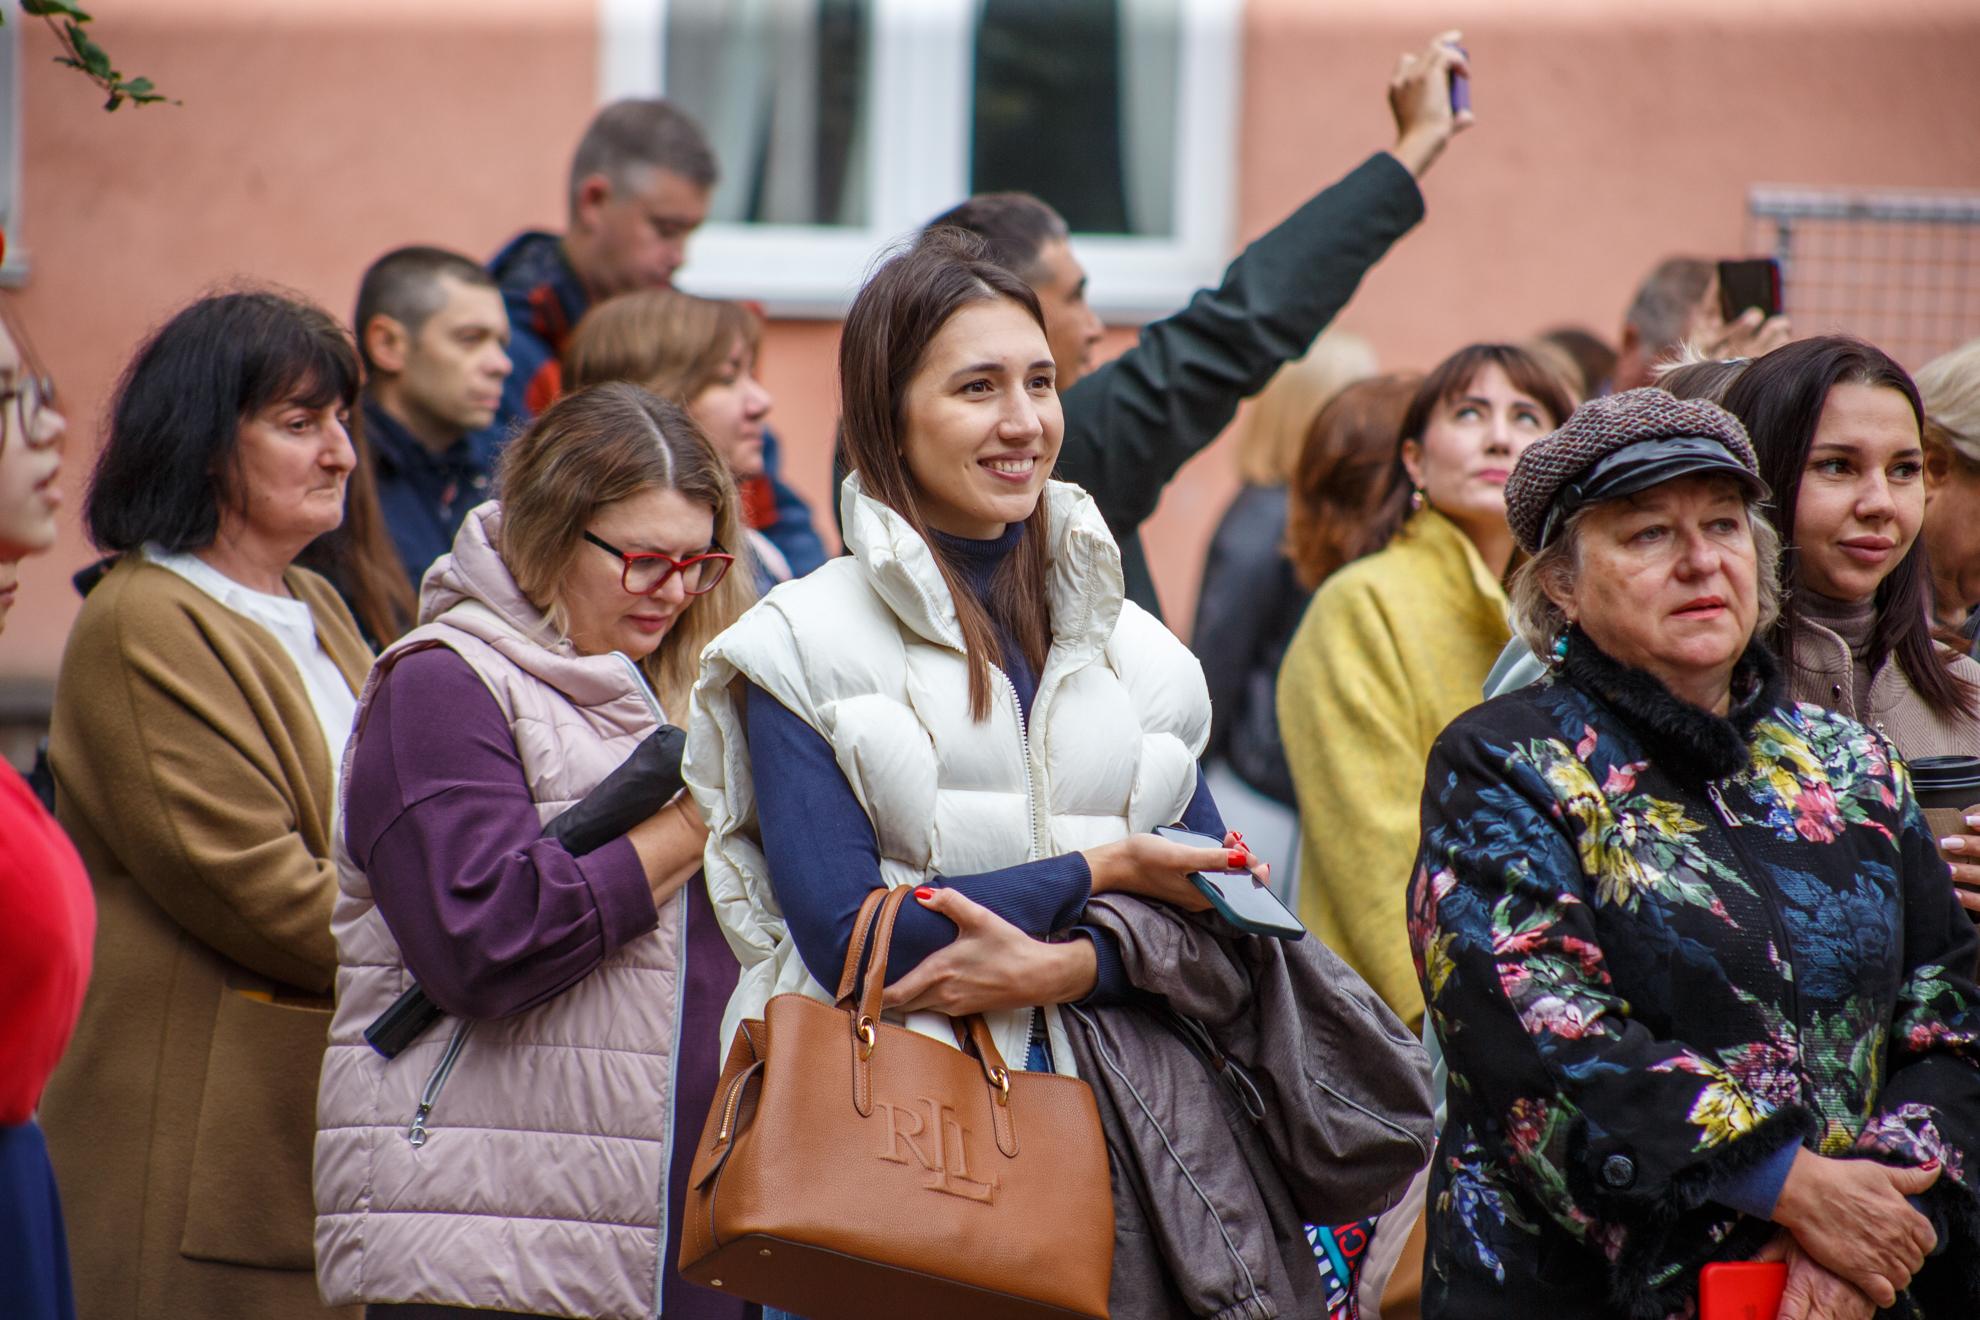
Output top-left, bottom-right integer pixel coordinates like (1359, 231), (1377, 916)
(1409, 389), (1980, 1319)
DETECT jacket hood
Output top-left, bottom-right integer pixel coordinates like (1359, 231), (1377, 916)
(416, 502), (658, 716)
(836, 471), (1126, 660)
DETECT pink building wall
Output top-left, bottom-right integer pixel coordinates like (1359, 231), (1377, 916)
(6, 0), (1979, 686)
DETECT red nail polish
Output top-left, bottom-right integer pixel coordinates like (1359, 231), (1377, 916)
(914, 887), (934, 901)
(1227, 849), (1249, 870)
(1923, 1158), (1940, 1170)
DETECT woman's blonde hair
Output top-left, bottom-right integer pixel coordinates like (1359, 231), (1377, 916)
(1507, 489), (1781, 660)
(1233, 332), (1378, 485)
(496, 381), (755, 715)
(564, 289), (760, 402)
(1917, 337), (1980, 468)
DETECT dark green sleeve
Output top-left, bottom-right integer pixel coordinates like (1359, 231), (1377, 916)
(1053, 151), (1425, 540)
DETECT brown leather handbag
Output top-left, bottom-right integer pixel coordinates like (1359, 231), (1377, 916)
(678, 884), (1115, 1319)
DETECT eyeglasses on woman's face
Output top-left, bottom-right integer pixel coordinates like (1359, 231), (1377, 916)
(0, 373), (54, 442)
(582, 529), (734, 595)
(0, 299), (58, 453)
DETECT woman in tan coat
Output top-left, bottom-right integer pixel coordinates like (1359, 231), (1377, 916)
(41, 292), (369, 1319)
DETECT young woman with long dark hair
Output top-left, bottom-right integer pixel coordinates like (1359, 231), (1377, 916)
(685, 233), (1433, 1316)
(1724, 335), (1980, 912)
(1725, 336), (1978, 734)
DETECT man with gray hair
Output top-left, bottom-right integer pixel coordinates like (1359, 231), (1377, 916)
(487, 98), (718, 430)
(485, 98), (829, 576)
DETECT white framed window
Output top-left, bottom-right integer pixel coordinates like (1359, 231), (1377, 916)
(600, 0), (1241, 320)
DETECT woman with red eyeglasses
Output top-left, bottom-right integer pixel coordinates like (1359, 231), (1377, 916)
(317, 381), (755, 1320)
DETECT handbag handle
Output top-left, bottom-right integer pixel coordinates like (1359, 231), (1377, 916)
(833, 885), (892, 1007)
(855, 887), (1014, 1088)
(843, 887), (1017, 1141)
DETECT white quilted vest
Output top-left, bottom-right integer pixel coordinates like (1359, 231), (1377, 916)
(685, 476), (1209, 1076)
(314, 504), (689, 1320)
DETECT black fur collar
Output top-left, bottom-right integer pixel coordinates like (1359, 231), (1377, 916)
(1557, 627), (1786, 780)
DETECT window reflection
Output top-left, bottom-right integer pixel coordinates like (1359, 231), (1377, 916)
(971, 0), (1179, 238)
(663, 0), (871, 227)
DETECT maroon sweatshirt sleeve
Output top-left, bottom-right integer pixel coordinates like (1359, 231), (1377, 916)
(341, 645), (658, 1019)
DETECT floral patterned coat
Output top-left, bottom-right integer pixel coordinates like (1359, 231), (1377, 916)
(1409, 633), (1980, 1319)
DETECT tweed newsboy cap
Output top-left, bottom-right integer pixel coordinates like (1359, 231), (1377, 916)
(1504, 387), (1764, 553)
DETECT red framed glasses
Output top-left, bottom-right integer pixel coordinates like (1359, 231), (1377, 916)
(583, 530), (734, 595)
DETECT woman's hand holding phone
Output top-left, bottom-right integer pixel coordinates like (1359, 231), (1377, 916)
(1082, 830), (1265, 912)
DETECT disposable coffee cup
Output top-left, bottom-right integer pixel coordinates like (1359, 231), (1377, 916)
(1910, 754), (1980, 857)
(1916, 756), (1980, 920)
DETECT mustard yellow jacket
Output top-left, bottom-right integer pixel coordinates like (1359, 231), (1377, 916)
(1277, 509), (1510, 1027)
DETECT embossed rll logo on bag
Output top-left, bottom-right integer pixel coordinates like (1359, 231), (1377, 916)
(875, 1097), (1000, 1203)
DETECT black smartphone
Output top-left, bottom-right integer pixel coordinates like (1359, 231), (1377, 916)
(1448, 42), (1469, 116)
(1153, 826), (1306, 941)
(1717, 257), (1783, 323)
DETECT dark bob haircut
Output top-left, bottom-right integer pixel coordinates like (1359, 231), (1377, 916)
(86, 290), (361, 554)
(1722, 334), (1975, 722)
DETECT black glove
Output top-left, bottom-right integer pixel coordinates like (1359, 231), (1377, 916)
(542, 724), (689, 857)
(367, 724), (689, 1059)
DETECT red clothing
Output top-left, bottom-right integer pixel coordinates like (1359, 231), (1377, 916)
(0, 762), (94, 1123)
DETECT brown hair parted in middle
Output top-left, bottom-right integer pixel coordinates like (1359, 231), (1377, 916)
(1285, 372), (1423, 590)
(1379, 342), (1578, 553)
(563, 288), (760, 402)
(839, 227), (1053, 722)
(495, 380), (754, 714)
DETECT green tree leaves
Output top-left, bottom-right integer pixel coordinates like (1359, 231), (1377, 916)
(11, 0), (173, 111)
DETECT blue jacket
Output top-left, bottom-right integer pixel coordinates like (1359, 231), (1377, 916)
(486, 230), (585, 440)
(365, 396), (498, 590)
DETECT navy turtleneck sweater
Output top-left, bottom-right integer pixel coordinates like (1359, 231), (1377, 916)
(743, 522), (1224, 1005)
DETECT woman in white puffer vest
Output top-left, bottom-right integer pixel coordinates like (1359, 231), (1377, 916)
(686, 233), (1266, 1125)
(316, 384), (756, 1320)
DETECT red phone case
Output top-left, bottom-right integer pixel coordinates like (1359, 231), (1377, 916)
(1698, 1261), (1787, 1320)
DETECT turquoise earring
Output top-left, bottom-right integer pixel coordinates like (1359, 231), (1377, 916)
(1550, 630), (1570, 665)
